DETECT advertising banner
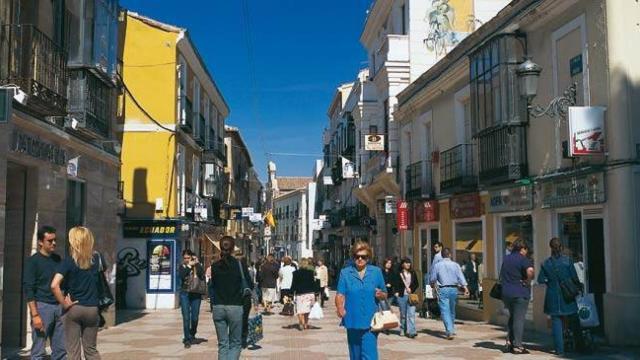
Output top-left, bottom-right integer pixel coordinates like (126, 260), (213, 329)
(147, 239), (175, 293)
(397, 200), (409, 231)
(568, 106), (606, 156)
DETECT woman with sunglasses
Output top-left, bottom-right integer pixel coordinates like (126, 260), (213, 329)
(336, 241), (387, 359)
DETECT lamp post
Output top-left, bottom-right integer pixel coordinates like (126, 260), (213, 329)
(516, 58), (577, 121)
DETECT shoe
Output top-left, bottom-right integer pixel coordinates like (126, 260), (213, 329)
(408, 334), (417, 339)
(184, 341), (191, 349)
(446, 334), (454, 340)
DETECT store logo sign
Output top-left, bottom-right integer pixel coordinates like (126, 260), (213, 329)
(488, 186), (533, 213)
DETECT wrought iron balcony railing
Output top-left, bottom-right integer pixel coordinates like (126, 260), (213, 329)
(477, 124), (528, 185)
(0, 24), (68, 116)
(405, 160), (434, 200)
(196, 114), (206, 146)
(440, 143), (478, 193)
(67, 69), (115, 139)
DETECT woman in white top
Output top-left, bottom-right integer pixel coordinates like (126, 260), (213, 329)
(279, 257), (296, 303)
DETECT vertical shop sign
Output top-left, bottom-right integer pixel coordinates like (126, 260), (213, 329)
(397, 200), (409, 231)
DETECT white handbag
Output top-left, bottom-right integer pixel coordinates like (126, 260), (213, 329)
(370, 300), (399, 332)
(577, 293), (600, 328)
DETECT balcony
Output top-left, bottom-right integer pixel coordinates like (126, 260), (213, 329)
(405, 160), (434, 200)
(67, 69), (115, 139)
(0, 24), (68, 116)
(477, 125), (528, 185)
(440, 144), (477, 193)
(180, 98), (193, 131)
(345, 204), (368, 226)
(372, 34), (409, 78)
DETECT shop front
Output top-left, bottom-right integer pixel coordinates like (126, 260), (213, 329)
(412, 200), (439, 286)
(539, 171), (607, 334)
(449, 193), (485, 317)
(118, 220), (188, 310)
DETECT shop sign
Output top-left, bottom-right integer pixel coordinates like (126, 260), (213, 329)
(488, 186), (533, 213)
(364, 134), (385, 151)
(450, 193), (482, 219)
(568, 107), (606, 156)
(242, 207), (254, 217)
(147, 239), (175, 292)
(384, 196), (397, 214)
(123, 220), (179, 238)
(10, 130), (67, 166)
(541, 172), (605, 208)
(397, 200), (409, 231)
(415, 200), (439, 223)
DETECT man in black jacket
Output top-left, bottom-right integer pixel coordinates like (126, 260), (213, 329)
(23, 226), (66, 360)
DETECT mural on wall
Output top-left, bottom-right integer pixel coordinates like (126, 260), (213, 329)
(117, 247), (148, 276)
(424, 0), (478, 56)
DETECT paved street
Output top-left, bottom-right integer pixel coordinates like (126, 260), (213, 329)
(93, 293), (639, 360)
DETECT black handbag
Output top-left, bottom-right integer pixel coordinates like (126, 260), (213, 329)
(186, 266), (207, 295)
(489, 282), (503, 300)
(95, 252), (114, 310)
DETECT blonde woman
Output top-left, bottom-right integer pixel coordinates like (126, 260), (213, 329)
(51, 226), (101, 360)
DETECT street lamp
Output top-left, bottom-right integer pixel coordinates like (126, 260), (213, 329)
(516, 58), (577, 120)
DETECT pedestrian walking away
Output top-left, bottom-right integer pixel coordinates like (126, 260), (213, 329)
(394, 258), (419, 338)
(291, 258), (321, 330)
(538, 237), (584, 356)
(50, 226), (102, 360)
(336, 241), (388, 360)
(178, 249), (205, 348)
(23, 225), (66, 360)
(499, 239), (534, 354)
(258, 255), (280, 314)
(210, 236), (246, 360)
(278, 257), (296, 304)
(429, 248), (469, 340)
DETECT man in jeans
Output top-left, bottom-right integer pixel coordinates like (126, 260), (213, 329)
(23, 226), (66, 359)
(429, 248), (469, 340)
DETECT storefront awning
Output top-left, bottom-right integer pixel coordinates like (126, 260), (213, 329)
(455, 239), (483, 253)
(204, 233), (240, 252)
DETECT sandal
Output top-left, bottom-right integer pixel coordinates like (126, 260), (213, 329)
(511, 346), (530, 355)
(505, 340), (513, 353)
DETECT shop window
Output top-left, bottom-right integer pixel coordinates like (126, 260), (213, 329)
(455, 221), (483, 308)
(558, 212), (585, 282)
(499, 215), (533, 264)
(66, 180), (86, 231)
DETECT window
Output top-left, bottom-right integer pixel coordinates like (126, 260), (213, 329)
(178, 57), (187, 124)
(177, 144), (186, 216)
(193, 79), (201, 138)
(400, 4), (407, 35)
(454, 221), (483, 308)
(192, 155), (200, 196)
(384, 99), (390, 152)
(66, 180), (86, 231)
(469, 34), (526, 136)
(204, 97), (210, 148)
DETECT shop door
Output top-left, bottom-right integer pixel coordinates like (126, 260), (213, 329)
(585, 218), (605, 334)
(1, 163), (29, 351)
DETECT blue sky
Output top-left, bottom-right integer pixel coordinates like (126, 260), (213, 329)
(120, 0), (374, 181)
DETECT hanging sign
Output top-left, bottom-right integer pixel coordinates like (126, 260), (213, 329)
(397, 200), (409, 231)
(568, 106), (606, 156)
(415, 200), (439, 223)
(384, 196), (397, 214)
(242, 207), (254, 218)
(365, 134), (385, 151)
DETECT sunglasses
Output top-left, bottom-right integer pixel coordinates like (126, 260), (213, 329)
(353, 254), (369, 260)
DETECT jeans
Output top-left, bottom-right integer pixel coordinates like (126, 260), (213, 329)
(503, 296), (529, 347)
(212, 304), (243, 360)
(180, 292), (202, 343)
(346, 329), (379, 360)
(63, 305), (100, 360)
(397, 294), (416, 336)
(437, 287), (458, 335)
(31, 302), (66, 360)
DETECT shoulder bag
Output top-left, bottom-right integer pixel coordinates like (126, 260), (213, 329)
(370, 299), (399, 332)
(401, 271), (419, 305)
(237, 260), (253, 298)
(548, 258), (582, 302)
(187, 265), (207, 295)
(94, 252), (114, 310)
(490, 263), (503, 300)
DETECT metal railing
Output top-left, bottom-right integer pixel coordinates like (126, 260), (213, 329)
(477, 125), (528, 185)
(68, 69), (114, 138)
(197, 114), (206, 145)
(440, 143), (477, 193)
(0, 24), (68, 116)
(405, 160), (434, 199)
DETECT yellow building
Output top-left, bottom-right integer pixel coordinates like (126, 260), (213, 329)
(117, 11), (228, 309)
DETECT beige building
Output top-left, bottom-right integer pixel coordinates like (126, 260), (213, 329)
(396, 0), (640, 346)
(0, 0), (121, 351)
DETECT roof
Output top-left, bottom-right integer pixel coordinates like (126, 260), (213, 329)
(127, 11), (184, 33)
(277, 177), (313, 192)
(225, 125), (253, 168)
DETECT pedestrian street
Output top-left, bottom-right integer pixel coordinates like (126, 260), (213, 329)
(92, 294), (639, 360)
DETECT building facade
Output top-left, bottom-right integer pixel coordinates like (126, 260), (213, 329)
(118, 11), (228, 309)
(0, 0), (121, 351)
(395, 0), (640, 346)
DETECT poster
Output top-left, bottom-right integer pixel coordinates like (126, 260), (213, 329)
(147, 240), (175, 292)
(568, 106), (606, 156)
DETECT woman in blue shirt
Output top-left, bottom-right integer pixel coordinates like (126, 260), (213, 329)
(336, 241), (387, 360)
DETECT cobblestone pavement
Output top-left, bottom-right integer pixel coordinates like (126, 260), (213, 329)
(95, 294), (638, 360)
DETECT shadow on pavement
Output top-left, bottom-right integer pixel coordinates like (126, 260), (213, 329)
(116, 309), (148, 325)
(418, 328), (448, 339)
